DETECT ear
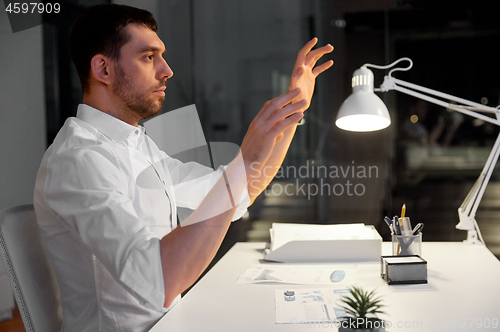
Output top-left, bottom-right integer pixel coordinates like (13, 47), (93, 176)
(89, 54), (113, 86)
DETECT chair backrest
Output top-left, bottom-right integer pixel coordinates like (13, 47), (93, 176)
(0, 204), (62, 332)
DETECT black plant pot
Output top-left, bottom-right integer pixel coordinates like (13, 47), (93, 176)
(339, 328), (385, 332)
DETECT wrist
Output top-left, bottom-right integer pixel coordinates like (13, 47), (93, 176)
(244, 159), (263, 183)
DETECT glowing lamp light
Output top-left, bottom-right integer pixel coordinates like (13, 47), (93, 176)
(336, 67), (391, 132)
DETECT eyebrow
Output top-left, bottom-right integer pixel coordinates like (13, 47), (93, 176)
(137, 46), (166, 56)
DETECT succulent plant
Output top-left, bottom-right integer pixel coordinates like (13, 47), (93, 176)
(338, 286), (386, 330)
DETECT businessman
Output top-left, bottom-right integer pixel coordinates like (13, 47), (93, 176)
(34, 4), (333, 331)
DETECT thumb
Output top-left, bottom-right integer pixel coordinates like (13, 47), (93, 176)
(275, 132), (284, 143)
(289, 67), (304, 88)
(293, 66), (304, 77)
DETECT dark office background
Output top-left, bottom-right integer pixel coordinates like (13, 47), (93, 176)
(1, 0), (500, 279)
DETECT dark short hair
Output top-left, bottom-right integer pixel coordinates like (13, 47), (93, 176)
(69, 4), (158, 92)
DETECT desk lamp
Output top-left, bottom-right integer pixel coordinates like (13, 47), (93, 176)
(336, 58), (500, 245)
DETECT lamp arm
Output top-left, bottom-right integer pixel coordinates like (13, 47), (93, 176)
(380, 76), (500, 125)
(379, 75), (500, 245)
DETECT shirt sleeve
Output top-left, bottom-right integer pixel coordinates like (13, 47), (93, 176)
(42, 144), (165, 311)
(160, 152), (250, 222)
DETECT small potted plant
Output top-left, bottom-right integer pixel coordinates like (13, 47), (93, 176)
(338, 286), (386, 332)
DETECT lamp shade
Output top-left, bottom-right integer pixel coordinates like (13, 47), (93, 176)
(336, 67), (391, 132)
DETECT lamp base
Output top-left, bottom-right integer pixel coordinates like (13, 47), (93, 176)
(463, 230), (482, 245)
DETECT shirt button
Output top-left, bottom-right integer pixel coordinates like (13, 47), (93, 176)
(135, 130), (139, 134)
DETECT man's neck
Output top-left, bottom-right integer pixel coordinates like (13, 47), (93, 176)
(83, 92), (140, 127)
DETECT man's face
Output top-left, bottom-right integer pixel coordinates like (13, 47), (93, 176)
(111, 23), (173, 120)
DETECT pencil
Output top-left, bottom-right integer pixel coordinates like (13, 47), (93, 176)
(400, 204), (406, 224)
(397, 205), (403, 254)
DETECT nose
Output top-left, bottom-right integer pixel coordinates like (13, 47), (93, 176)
(158, 57), (173, 80)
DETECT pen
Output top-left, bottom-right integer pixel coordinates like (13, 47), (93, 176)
(384, 216), (393, 234)
(392, 215), (401, 254)
(412, 223), (424, 235)
(393, 216), (401, 235)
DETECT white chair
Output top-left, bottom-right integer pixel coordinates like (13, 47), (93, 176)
(0, 204), (62, 332)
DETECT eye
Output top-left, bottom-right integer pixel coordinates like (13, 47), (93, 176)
(145, 54), (154, 61)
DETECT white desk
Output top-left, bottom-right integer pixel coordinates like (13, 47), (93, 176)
(150, 242), (500, 331)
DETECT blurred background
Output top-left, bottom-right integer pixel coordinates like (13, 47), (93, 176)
(2, 2), (500, 316)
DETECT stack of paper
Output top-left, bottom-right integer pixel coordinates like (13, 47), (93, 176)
(265, 223), (382, 262)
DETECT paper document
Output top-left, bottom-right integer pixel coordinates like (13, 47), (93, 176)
(275, 288), (351, 324)
(270, 223), (378, 252)
(237, 265), (356, 285)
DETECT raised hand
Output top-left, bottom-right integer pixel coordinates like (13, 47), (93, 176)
(239, 40), (333, 202)
(240, 88), (306, 179)
(289, 38), (334, 109)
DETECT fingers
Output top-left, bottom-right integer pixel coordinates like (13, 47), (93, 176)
(265, 99), (307, 130)
(306, 44), (334, 67)
(300, 37), (319, 57)
(252, 89), (302, 132)
(270, 111), (304, 137)
(312, 60), (334, 77)
(273, 88), (301, 109)
(257, 88), (301, 123)
(294, 37), (318, 67)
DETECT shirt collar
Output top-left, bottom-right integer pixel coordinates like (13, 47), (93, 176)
(76, 104), (138, 143)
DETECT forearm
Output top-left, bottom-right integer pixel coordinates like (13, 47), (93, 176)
(248, 121), (299, 201)
(159, 155), (248, 307)
(159, 206), (235, 307)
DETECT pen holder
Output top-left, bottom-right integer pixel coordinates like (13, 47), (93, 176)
(392, 233), (422, 256)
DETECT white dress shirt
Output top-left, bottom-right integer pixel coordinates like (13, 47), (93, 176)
(34, 104), (249, 332)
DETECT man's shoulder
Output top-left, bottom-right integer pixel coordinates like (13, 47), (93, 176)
(54, 116), (100, 144)
(45, 117), (115, 164)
